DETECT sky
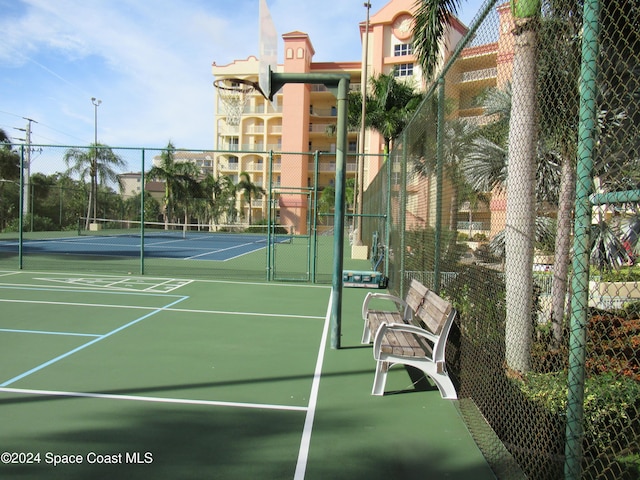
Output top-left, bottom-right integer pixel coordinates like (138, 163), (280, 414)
(0, 0), (486, 175)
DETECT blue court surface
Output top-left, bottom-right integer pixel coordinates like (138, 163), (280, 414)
(0, 231), (290, 261)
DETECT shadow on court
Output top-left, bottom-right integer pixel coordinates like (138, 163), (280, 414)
(0, 395), (494, 480)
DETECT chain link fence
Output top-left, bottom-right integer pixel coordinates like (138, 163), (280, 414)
(362, 0), (639, 478)
(0, 145), (380, 282)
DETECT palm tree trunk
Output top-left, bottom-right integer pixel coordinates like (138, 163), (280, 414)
(92, 176), (98, 223)
(504, 19), (539, 374)
(85, 187), (93, 230)
(551, 157), (575, 346)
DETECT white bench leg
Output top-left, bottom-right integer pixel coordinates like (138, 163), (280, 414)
(371, 361), (389, 395)
(421, 363), (458, 400)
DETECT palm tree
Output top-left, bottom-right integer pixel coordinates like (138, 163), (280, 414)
(64, 143), (126, 229)
(414, 118), (481, 230)
(413, 0), (541, 373)
(349, 72), (424, 243)
(236, 172), (265, 225)
(0, 129), (21, 230)
(147, 142), (201, 228)
(0, 128), (20, 181)
(349, 72), (424, 154)
(171, 161), (202, 231)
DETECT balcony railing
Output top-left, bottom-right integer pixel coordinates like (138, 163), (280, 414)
(460, 67), (497, 82)
(245, 125), (265, 135)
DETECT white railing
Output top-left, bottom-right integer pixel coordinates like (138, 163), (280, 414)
(461, 67), (497, 82)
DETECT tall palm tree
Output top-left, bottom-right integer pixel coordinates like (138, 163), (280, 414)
(413, 0), (541, 372)
(64, 143), (125, 229)
(147, 142), (201, 229)
(236, 172), (265, 225)
(350, 72), (425, 154)
(414, 118), (481, 230)
(537, 4), (583, 346)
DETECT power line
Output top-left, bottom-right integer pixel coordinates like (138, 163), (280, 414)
(0, 109), (88, 145)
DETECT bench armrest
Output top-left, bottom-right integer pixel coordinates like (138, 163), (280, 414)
(373, 323), (438, 360)
(361, 292), (408, 320)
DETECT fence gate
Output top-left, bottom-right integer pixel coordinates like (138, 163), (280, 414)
(268, 187), (314, 282)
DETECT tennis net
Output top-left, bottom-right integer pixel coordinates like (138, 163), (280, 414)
(78, 218), (293, 243)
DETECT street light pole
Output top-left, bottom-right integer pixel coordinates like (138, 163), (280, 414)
(89, 97), (101, 228)
(355, 2), (371, 246)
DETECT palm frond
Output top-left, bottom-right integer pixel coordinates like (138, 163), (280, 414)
(412, 0), (463, 79)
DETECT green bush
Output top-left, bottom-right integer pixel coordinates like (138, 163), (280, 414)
(519, 371), (640, 460)
(3, 214), (57, 233)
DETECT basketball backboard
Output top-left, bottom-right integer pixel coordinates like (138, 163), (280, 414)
(259, 0), (278, 101)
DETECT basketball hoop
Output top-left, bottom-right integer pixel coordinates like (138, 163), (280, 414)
(214, 78), (257, 126)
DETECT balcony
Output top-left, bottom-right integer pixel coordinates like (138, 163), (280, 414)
(219, 162), (240, 171)
(245, 125), (265, 135)
(240, 144), (265, 152)
(307, 162), (358, 172)
(310, 107), (337, 117)
(218, 125), (240, 136)
(460, 67), (497, 83)
(309, 124), (337, 135)
(243, 162), (265, 172)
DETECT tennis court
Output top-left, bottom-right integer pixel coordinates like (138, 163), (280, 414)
(0, 219), (293, 262)
(0, 269), (494, 479)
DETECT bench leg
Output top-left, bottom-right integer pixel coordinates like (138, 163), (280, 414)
(371, 361), (389, 396)
(420, 362), (458, 400)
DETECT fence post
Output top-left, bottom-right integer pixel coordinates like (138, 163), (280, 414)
(399, 136), (407, 297)
(18, 145), (24, 269)
(140, 149), (145, 275)
(564, 0), (600, 478)
(311, 151), (320, 282)
(433, 78), (445, 294)
(330, 76), (350, 349)
(267, 150), (273, 281)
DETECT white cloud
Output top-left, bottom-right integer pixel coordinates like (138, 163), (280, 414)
(1, 0), (489, 176)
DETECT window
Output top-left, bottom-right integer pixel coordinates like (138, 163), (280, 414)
(394, 63), (414, 77)
(394, 43), (413, 56)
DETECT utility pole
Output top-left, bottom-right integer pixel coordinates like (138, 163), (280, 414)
(355, 2), (372, 246)
(14, 117), (37, 216)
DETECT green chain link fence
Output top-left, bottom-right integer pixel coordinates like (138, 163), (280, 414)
(0, 145), (381, 282)
(361, 0), (639, 478)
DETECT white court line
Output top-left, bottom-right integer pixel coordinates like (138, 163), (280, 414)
(0, 328), (101, 337)
(2, 270), (330, 289)
(294, 289), (332, 480)
(0, 298), (324, 320)
(0, 298), (173, 310)
(0, 387), (307, 412)
(0, 272), (21, 278)
(185, 241), (257, 260)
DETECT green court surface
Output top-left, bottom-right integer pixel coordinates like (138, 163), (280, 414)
(0, 270), (495, 479)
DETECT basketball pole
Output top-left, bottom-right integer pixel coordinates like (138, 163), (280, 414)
(268, 71), (350, 349)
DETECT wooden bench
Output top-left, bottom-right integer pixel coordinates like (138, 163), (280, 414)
(361, 279), (458, 399)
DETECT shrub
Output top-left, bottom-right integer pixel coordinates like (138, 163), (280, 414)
(3, 214), (56, 232)
(518, 371), (640, 460)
